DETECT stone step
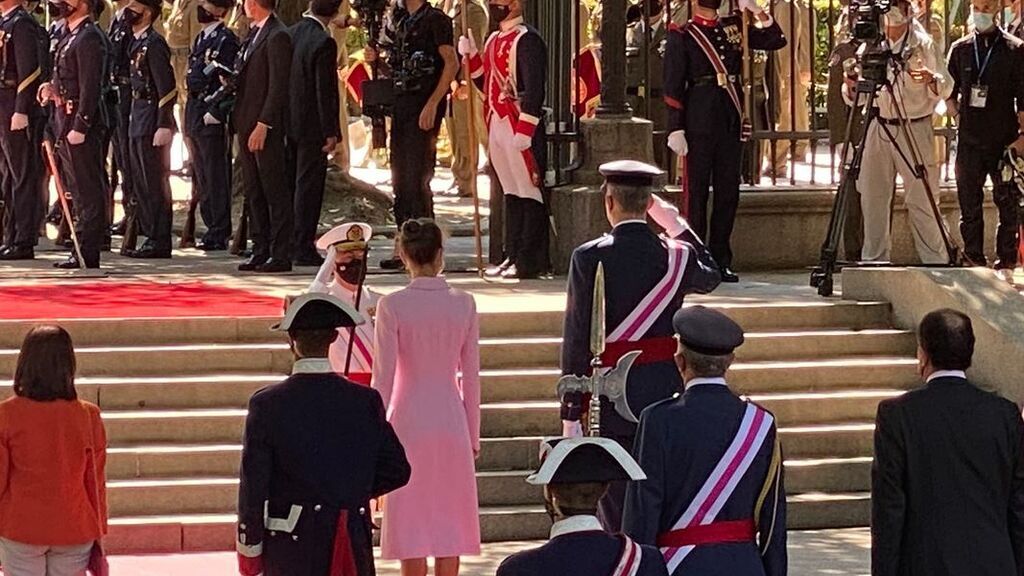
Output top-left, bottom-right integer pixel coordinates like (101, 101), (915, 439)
(0, 301), (894, 349)
(103, 491), (871, 554)
(749, 389), (900, 426)
(780, 423), (875, 459)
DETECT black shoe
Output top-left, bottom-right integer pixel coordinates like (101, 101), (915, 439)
(500, 264), (519, 279)
(238, 254), (270, 271)
(256, 258), (292, 273)
(294, 253), (325, 267)
(721, 267), (740, 283)
(380, 257), (405, 270)
(0, 245), (10, 256)
(54, 255), (99, 269)
(197, 241), (228, 252)
(110, 219), (126, 236)
(127, 246), (172, 259)
(0, 246), (34, 260)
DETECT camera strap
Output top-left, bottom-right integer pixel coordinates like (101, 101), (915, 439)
(687, 24), (748, 136)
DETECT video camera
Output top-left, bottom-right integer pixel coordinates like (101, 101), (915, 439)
(848, 0), (899, 83)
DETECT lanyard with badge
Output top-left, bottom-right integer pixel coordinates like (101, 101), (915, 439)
(971, 36), (996, 108)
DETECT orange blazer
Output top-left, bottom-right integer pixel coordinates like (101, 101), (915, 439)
(0, 396), (108, 546)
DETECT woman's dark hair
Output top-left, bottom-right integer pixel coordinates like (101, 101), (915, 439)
(918, 309), (975, 371)
(14, 325), (78, 402)
(398, 218), (444, 267)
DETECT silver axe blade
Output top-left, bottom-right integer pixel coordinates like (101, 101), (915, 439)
(556, 350), (643, 425)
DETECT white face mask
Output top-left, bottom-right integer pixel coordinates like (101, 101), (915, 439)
(972, 8), (996, 30)
(885, 5), (908, 27)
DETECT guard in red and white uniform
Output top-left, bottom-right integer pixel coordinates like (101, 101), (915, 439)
(560, 160), (721, 532)
(496, 437), (668, 576)
(459, 0), (549, 279)
(308, 222), (377, 385)
(623, 306), (786, 576)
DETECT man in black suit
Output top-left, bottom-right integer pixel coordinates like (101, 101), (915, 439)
(873, 309), (1024, 576)
(287, 0), (341, 266)
(233, 0), (292, 273)
(560, 160), (721, 531)
(237, 293), (412, 576)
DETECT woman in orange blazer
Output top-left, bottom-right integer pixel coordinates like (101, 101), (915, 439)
(0, 325), (108, 576)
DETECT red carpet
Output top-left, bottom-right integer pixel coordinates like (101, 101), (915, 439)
(0, 281), (285, 320)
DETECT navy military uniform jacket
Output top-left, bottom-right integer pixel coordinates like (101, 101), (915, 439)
(872, 376), (1024, 576)
(237, 362), (411, 576)
(287, 16), (339, 144)
(561, 222), (721, 440)
(497, 517), (669, 576)
(623, 384), (787, 576)
(184, 22), (239, 137)
(664, 15), (785, 137)
(0, 6), (47, 122)
(107, 8), (134, 122)
(128, 27), (176, 139)
(52, 19), (107, 137)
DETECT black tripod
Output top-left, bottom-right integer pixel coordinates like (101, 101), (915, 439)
(810, 59), (962, 297)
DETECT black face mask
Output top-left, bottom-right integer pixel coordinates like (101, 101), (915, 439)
(49, 1), (73, 18)
(697, 0), (722, 10)
(123, 7), (144, 25)
(197, 6), (219, 23)
(489, 3), (510, 21)
(336, 259), (365, 285)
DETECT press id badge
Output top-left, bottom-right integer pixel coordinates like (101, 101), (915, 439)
(970, 85), (989, 108)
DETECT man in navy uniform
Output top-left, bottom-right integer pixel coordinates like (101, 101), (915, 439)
(497, 437), (669, 576)
(184, 0), (239, 251)
(664, 0), (786, 282)
(107, 0), (135, 237)
(560, 160), (721, 532)
(237, 293), (412, 576)
(287, 0), (341, 267)
(124, 0), (176, 258)
(623, 306), (786, 576)
(39, 0), (109, 269)
(0, 0), (47, 260)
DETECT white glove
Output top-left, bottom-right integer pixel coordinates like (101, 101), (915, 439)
(458, 32), (478, 58)
(668, 130), (688, 157)
(152, 127), (173, 147)
(739, 0), (764, 14)
(67, 130), (86, 146)
(649, 193), (692, 238)
(512, 132), (532, 151)
(203, 112), (222, 125)
(308, 246), (336, 292)
(10, 113), (28, 131)
(562, 420), (584, 438)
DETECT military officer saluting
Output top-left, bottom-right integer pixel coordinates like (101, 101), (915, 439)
(560, 160), (721, 532)
(0, 0), (47, 261)
(124, 0), (176, 259)
(623, 306), (786, 576)
(237, 293), (412, 576)
(184, 0), (239, 251)
(497, 437), (669, 576)
(664, 0), (785, 283)
(39, 0), (109, 269)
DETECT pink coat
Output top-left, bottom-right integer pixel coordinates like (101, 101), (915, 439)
(371, 276), (482, 560)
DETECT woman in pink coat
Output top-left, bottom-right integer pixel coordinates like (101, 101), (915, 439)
(372, 219), (481, 576)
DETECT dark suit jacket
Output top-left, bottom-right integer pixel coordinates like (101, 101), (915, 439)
(233, 14), (291, 137)
(287, 17), (339, 144)
(872, 376), (1024, 576)
(560, 222), (721, 439)
(237, 369), (411, 576)
(496, 530), (669, 576)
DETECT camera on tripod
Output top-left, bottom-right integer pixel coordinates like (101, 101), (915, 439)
(849, 0), (897, 83)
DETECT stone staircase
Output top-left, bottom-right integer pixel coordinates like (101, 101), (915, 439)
(0, 299), (917, 553)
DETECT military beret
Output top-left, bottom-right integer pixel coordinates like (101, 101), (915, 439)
(526, 437), (647, 486)
(673, 305), (745, 356)
(599, 159), (664, 187)
(272, 293), (365, 332)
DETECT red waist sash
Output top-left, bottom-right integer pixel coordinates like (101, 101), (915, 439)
(600, 337), (677, 368)
(656, 519), (756, 548)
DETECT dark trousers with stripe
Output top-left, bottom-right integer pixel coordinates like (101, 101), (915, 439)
(129, 135), (173, 251)
(686, 126), (742, 270)
(0, 120), (45, 248)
